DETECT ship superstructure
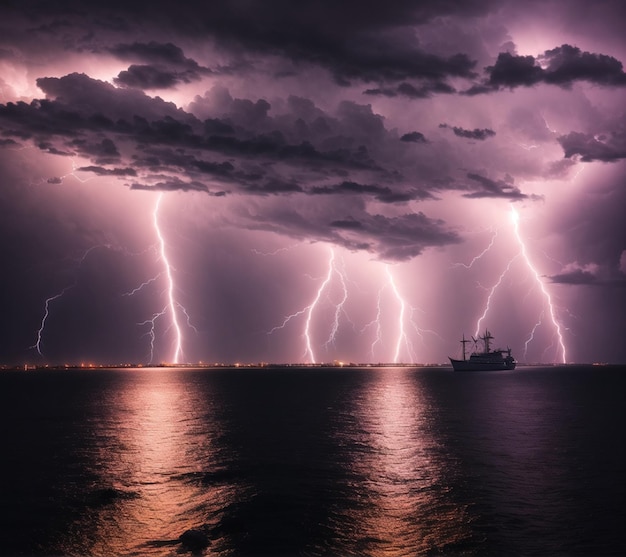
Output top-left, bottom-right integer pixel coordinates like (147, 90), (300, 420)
(449, 330), (516, 371)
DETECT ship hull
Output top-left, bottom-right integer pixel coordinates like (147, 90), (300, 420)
(449, 357), (516, 371)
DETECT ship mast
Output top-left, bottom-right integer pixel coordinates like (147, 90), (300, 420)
(482, 330), (493, 353)
(460, 334), (470, 361)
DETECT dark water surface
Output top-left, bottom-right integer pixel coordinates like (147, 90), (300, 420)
(0, 365), (624, 556)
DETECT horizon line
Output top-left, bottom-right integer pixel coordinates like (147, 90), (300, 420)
(4, 361), (622, 371)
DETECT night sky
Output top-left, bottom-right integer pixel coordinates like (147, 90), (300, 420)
(1, 0), (625, 366)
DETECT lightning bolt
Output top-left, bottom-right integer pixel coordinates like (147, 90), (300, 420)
(572, 165), (585, 181)
(517, 142), (539, 151)
(386, 265), (439, 363)
(302, 282), (326, 361)
(251, 242), (304, 256)
(122, 274), (163, 297)
(466, 205), (567, 363)
(137, 308), (168, 364)
(301, 247), (336, 363)
(363, 288), (384, 360)
(127, 193), (193, 364)
(268, 246), (349, 364)
(524, 311), (544, 360)
(453, 227), (499, 269)
(64, 159), (97, 183)
(30, 245), (113, 357)
(39, 158), (99, 186)
(386, 265), (410, 363)
(269, 248), (433, 364)
(30, 284), (76, 356)
(323, 253), (349, 350)
(510, 205), (566, 363)
(150, 192), (184, 364)
(474, 255), (519, 337)
(363, 265), (425, 363)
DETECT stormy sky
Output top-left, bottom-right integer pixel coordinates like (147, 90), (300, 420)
(1, 0), (625, 365)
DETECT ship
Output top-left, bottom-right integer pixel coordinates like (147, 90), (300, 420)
(449, 330), (516, 371)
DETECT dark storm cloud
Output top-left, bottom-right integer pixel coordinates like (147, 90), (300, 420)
(329, 217), (363, 229)
(400, 132), (428, 144)
(193, 89), (389, 162)
(539, 45), (626, 86)
(150, 1), (482, 85)
(37, 142), (73, 156)
(201, 133), (374, 169)
(109, 41), (205, 71)
(244, 178), (303, 195)
(558, 131), (626, 162)
(310, 181), (432, 203)
(130, 147), (236, 178)
(0, 74), (386, 190)
(77, 166), (137, 177)
(439, 124), (496, 140)
(108, 42), (213, 90)
(340, 212), (461, 261)
(3, 0), (485, 87)
(8, 0), (495, 30)
(114, 65), (191, 90)
(548, 269), (597, 285)
(486, 52), (544, 89)
(248, 205), (461, 261)
(466, 44), (626, 94)
(462, 173), (533, 200)
(207, 95), (272, 128)
(129, 177), (216, 193)
(35, 73), (193, 124)
(12, 0), (615, 275)
(548, 264), (626, 287)
(364, 81), (456, 99)
(0, 100), (74, 138)
(70, 138), (120, 163)
(0, 62), (473, 262)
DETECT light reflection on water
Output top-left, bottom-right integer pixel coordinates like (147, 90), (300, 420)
(60, 368), (246, 556)
(1, 365), (623, 556)
(333, 368), (473, 556)
(63, 367), (474, 556)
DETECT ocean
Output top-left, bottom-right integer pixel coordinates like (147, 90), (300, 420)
(0, 365), (624, 557)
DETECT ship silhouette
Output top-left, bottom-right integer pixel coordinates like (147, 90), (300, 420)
(449, 330), (516, 371)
